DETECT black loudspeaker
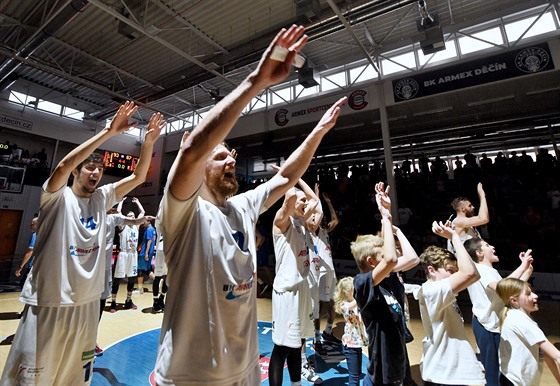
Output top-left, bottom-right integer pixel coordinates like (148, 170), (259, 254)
(298, 66), (319, 88)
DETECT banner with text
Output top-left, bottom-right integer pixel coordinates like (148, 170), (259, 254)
(270, 89), (371, 129)
(392, 42), (554, 102)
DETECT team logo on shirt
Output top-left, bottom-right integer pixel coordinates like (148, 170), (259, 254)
(223, 280), (254, 300)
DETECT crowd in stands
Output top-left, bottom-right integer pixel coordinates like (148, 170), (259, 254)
(242, 147), (560, 274)
(0, 141), (50, 186)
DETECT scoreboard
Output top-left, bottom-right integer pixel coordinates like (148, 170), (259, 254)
(103, 150), (138, 177)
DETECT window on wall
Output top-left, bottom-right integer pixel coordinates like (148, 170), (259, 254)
(168, 120), (182, 132)
(245, 92), (267, 113)
(63, 106), (84, 120)
(8, 91), (29, 105)
(294, 83), (319, 99)
(349, 64), (377, 84)
(37, 99), (62, 115)
(381, 51), (416, 75)
(458, 27), (504, 55)
(270, 86), (291, 105)
(321, 71), (346, 92)
(505, 11), (557, 42)
(127, 127), (141, 137)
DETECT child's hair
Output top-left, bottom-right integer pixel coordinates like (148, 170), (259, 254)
(419, 245), (456, 278)
(350, 234), (383, 272)
(496, 278), (532, 329)
(334, 276), (354, 315)
(464, 237), (484, 263)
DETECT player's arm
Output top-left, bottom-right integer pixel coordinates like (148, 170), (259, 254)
(124, 215), (155, 227)
(273, 189), (297, 235)
(15, 247), (33, 277)
(264, 97), (346, 208)
(300, 181), (323, 228)
(322, 192), (339, 233)
(486, 249), (534, 292)
(371, 182), (398, 286)
(114, 113), (165, 199)
(46, 101), (139, 193)
(540, 340), (560, 384)
(434, 221), (480, 293)
(116, 197), (125, 214)
(169, 26), (308, 201)
(392, 225), (420, 272)
(131, 197), (146, 219)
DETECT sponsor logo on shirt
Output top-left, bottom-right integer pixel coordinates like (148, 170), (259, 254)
(17, 365), (45, 379)
(223, 280), (254, 300)
(69, 244), (100, 257)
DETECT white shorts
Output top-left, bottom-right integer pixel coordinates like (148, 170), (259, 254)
(318, 268), (336, 302)
(0, 301), (99, 386)
(308, 274), (320, 319)
(153, 249), (168, 277)
(272, 281), (313, 348)
(114, 250), (138, 278)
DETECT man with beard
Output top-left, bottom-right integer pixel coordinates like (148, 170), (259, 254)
(447, 182), (489, 253)
(154, 25), (347, 386)
(0, 102), (164, 386)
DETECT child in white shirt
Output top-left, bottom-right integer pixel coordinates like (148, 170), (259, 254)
(496, 278), (560, 385)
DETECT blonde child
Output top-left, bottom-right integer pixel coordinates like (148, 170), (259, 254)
(496, 278), (560, 385)
(334, 276), (368, 386)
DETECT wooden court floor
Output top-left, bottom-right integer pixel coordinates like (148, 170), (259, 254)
(1, 283), (559, 385)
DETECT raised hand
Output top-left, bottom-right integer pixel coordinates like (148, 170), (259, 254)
(322, 192), (331, 203)
(254, 25), (308, 87)
(145, 112), (165, 144)
(269, 164), (281, 172)
(431, 220), (455, 240)
(519, 248), (534, 265)
(477, 182), (485, 197)
(132, 197), (138, 203)
(109, 101), (139, 134)
(314, 97), (347, 134)
(180, 130), (190, 146)
(375, 182), (391, 218)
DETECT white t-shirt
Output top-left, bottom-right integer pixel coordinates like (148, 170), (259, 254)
(118, 224), (139, 252)
(273, 216), (312, 293)
(418, 279), (486, 385)
(154, 183), (269, 386)
(467, 264), (503, 332)
(314, 227), (335, 275)
(106, 214), (126, 258)
(500, 309), (546, 386)
(21, 182), (117, 306)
